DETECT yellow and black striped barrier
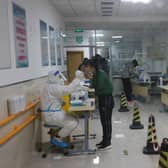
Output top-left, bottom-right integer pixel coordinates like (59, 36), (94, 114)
(158, 138), (168, 168)
(151, 115), (160, 152)
(118, 92), (129, 112)
(130, 102), (144, 129)
(143, 114), (160, 154)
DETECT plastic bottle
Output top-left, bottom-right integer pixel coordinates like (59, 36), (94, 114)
(159, 77), (163, 86)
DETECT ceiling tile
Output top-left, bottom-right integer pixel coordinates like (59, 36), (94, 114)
(69, 0), (97, 16)
(50, 0), (76, 16)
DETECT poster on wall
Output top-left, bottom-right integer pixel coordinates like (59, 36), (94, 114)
(49, 26), (56, 65)
(13, 3), (28, 68)
(40, 20), (49, 66)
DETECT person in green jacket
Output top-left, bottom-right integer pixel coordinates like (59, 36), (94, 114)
(84, 58), (114, 150)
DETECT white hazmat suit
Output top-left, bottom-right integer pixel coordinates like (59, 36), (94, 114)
(40, 70), (87, 138)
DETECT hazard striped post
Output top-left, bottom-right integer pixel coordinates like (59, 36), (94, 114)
(158, 138), (168, 168)
(143, 114), (160, 154)
(130, 102), (144, 129)
(151, 115), (160, 152)
(118, 92), (129, 112)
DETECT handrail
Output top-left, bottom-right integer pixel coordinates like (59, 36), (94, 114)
(0, 114), (39, 145)
(0, 99), (40, 127)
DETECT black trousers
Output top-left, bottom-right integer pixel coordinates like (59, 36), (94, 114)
(98, 95), (114, 145)
(122, 78), (132, 101)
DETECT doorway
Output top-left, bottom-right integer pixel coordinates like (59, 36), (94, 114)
(67, 51), (84, 82)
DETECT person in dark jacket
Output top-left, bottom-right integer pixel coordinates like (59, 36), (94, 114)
(120, 59), (138, 103)
(78, 58), (89, 71)
(84, 58), (114, 150)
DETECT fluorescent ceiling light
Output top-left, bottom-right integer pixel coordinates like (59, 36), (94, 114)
(42, 36), (48, 39)
(93, 34), (104, 37)
(112, 35), (123, 39)
(96, 42), (104, 46)
(121, 0), (152, 4)
(115, 40), (120, 43)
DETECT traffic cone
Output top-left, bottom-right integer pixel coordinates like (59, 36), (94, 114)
(129, 102), (144, 129)
(118, 92), (129, 112)
(143, 114), (160, 154)
(158, 138), (168, 168)
(151, 115), (160, 153)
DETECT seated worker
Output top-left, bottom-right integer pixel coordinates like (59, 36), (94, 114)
(40, 69), (88, 148)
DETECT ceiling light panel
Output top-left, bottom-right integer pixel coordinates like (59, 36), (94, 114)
(121, 0), (152, 4)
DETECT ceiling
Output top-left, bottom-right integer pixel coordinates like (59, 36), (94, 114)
(50, 0), (168, 17)
(50, 0), (168, 30)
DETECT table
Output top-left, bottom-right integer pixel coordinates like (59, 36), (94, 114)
(67, 98), (96, 155)
(132, 80), (153, 102)
(158, 85), (168, 112)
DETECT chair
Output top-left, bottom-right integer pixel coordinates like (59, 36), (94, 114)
(40, 124), (69, 158)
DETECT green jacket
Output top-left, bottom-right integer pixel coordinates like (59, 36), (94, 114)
(91, 69), (113, 96)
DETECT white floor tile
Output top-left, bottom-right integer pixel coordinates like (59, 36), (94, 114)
(28, 96), (168, 168)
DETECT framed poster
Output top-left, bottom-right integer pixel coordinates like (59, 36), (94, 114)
(49, 26), (56, 65)
(40, 20), (49, 66)
(13, 3), (28, 68)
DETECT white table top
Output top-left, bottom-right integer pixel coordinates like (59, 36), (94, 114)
(69, 98), (95, 112)
(158, 85), (168, 91)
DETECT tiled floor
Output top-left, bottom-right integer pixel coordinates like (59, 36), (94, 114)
(28, 96), (168, 168)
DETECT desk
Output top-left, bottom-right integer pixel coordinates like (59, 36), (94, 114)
(67, 98), (96, 155)
(132, 80), (153, 102)
(158, 85), (168, 112)
(112, 75), (123, 96)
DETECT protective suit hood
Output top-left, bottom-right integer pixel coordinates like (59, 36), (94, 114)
(48, 70), (64, 85)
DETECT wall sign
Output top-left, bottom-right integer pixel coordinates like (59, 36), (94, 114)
(76, 36), (83, 44)
(13, 3), (29, 68)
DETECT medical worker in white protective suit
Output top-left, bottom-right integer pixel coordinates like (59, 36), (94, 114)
(40, 69), (87, 148)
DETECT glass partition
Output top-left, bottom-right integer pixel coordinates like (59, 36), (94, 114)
(64, 27), (168, 76)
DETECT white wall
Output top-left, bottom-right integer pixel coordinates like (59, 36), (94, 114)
(0, 77), (45, 168)
(0, 0), (65, 86)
